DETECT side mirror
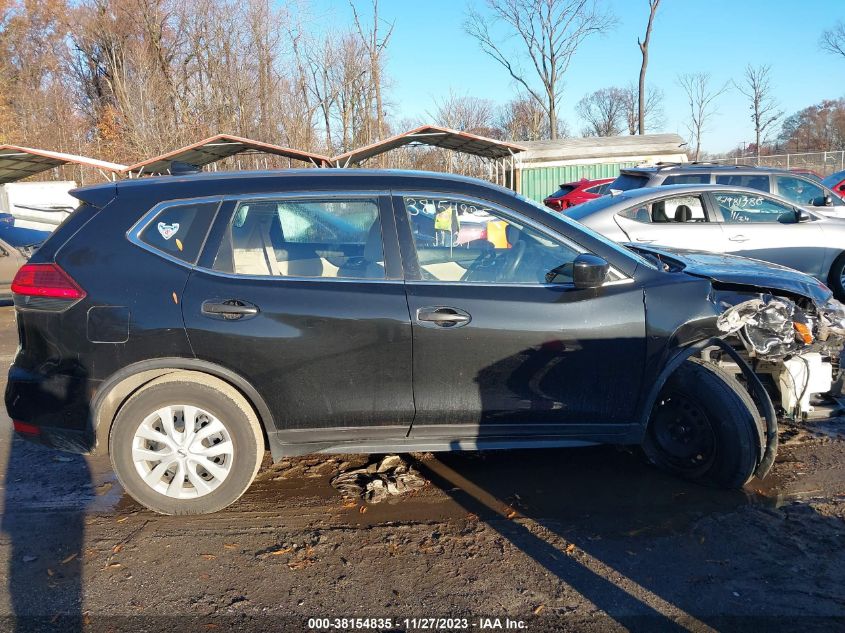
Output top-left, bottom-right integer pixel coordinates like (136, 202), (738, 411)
(572, 253), (610, 289)
(797, 209), (812, 222)
(824, 194), (834, 206)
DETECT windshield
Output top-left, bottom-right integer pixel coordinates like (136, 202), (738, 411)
(512, 191), (657, 270)
(608, 172), (650, 192)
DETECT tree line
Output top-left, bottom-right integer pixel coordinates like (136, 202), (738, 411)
(0, 0), (843, 179)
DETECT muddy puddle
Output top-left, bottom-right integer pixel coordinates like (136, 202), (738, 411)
(61, 417), (845, 536)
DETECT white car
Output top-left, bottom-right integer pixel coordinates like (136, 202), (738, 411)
(567, 184), (845, 300)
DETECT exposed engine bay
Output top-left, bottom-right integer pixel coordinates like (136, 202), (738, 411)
(711, 293), (845, 417)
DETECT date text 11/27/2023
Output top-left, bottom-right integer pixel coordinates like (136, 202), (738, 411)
(307, 617), (529, 630)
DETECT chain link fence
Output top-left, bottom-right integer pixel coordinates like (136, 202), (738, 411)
(711, 151), (845, 177)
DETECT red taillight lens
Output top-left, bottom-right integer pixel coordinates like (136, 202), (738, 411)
(11, 263), (86, 300)
(13, 420), (40, 435)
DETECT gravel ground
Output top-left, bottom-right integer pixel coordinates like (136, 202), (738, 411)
(0, 305), (842, 632)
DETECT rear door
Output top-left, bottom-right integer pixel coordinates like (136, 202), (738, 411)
(182, 193), (415, 440)
(613, 192), (726, 252)
(395, 192), (647, 441)
(708, 190), (826, 277)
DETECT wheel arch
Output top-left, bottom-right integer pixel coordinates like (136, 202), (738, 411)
(826, 250), (845, 298)
(637, 337), (778, 479)
(91, 358), (275, 455)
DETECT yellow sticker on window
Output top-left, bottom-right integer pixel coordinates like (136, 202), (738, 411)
(175, 238), (183, 251)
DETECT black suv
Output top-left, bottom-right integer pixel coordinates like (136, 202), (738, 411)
(9, 169), (844, 514)
(609, 163), (845, 216)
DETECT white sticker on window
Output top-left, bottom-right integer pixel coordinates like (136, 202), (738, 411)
(157, 222), (180, 240)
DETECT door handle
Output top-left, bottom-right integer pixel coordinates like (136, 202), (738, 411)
(201, 300), (259, 320)
(728, 235), (749, 243)
(416, 307), (471, 328)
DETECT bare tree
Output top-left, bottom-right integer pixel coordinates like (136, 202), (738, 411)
(821, 21), (845, 59)
(636, 0), (659, 134)
(350, 0), (393, 145)
(428, 91), (497, 174)
(576, 87), (625, 136)
(464, 0), (615, 139)
(496, 95), (555, 141)
(621, 82), (663, 135)
(677, 72), (729, 160)
(735, 64), (782, 159)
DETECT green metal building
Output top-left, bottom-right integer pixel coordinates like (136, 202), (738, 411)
(513, 133), (688, 202)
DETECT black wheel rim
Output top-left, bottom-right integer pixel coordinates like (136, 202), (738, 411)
(650, 392), (716, 474)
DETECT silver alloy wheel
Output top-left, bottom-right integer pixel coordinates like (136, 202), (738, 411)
(131, 405), (234, 499)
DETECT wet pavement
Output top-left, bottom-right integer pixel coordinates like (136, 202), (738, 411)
(0, 305), (843, 632)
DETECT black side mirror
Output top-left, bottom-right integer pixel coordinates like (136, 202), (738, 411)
(572, 253), (610, 289)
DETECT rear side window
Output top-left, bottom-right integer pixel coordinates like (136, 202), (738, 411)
(138, 201), (219, 264)
(586, 183), (609, 194)
(715, 174), (770, 191)
(608, 173), (650, 191)
(662, 174), (711, 185)
(213, 198), (384, 279)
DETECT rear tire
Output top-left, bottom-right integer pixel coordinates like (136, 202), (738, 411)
(109, 374), (264, 515)
(643, 358), (765, 489)
(827, 253), (845, 302)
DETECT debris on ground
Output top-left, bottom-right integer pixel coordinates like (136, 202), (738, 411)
(330, 455), (427, 503)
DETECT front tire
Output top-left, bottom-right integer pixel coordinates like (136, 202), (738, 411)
(109, 374), (264, 515)
(643, 358), (765, 489)
(827, 252), (845, 302)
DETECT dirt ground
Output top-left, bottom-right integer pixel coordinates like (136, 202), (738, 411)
(0, 305), (843, 632)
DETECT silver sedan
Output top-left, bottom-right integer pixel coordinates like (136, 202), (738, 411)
(565, 184), (845, 300)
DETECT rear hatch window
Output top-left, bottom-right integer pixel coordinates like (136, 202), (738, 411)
(608, 173), (650, 191)
(547, 185), (575, 198)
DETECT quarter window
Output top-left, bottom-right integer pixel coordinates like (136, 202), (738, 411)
(714, 192), (794, 223)
(213, 198), (385, 279)
(403, 195), (581, 284)
(138, 200), (219, 263)
(715, 174), (770, 192)
(662, 174), (710, 185)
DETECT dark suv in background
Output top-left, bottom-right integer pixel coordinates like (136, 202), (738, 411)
(10, 169), (845, 514)
(608, 163), (845, 216)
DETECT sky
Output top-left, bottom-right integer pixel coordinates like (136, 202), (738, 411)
(309, 0), (844, 154)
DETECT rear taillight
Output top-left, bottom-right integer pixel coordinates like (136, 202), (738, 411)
(11, 263), (86, 300)
(13, 420), (40, 435)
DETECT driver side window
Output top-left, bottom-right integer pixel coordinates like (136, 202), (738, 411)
(403, 196), (579, 284)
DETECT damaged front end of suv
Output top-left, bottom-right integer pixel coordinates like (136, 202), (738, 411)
(635, 244), (845, 421)
(713, 292), (845, 417)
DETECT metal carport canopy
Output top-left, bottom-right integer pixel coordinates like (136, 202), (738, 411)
(330, 125), (526, 167)
(0, 145), (127, 184)
(124, 133), (331, 175)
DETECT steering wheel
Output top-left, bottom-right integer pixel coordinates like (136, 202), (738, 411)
(499, 239), (526, 281)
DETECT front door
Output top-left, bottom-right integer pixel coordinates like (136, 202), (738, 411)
(182, 194), (414, 439)
(395, 193), (647, 441)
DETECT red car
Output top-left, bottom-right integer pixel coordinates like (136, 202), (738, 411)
(822, 169), (845, 199)
(543, 177), (613, 211)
